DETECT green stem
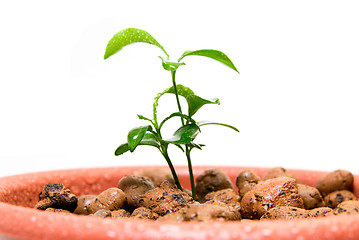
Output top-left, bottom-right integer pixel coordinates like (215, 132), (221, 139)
(161, 145), (183, 191)
(171, 70), (196, 200)
(186, 146), (197, 200)
(171, 70), (185, 126)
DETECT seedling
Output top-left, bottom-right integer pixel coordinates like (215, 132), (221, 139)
(104, 28), (239, 200)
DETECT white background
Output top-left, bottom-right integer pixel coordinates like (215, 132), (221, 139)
(1, 0), (359, 177)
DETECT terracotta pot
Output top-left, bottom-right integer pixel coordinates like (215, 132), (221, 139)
(0, 166), (358, 240)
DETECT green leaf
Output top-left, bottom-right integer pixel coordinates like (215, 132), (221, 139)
(164, 124), (200, 145)
(186, 95), (220, 116)
(178, 49), (239, 73)
(163, 84), (220, 116)
(159, 57), (185, 71)
(166, 84), (194, 97)
(197, 121), (239, 132)
(127, 125), (152, 152)
(104, 28), (168, 59)
(152, 85), (193, 125)
(114, 143), (130, 156)
(115, 132), (160, 156)
(153, 85), (218, 125)
(137, 132), (161, 148)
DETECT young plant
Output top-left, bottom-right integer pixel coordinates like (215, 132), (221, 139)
(104, 28), (239, 200)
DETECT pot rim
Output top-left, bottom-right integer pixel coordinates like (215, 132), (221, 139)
(1, 166), (359, 240)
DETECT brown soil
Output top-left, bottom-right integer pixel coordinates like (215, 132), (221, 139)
(33, 167), (359, 222)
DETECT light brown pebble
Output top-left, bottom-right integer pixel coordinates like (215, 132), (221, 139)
(241, 177), (304, 219)
(297, 184), (324, 209)
(316, 170), (354, 196)
(88, 188), (126, 213)
(262, 167), (300, 183)
(44, 208), (71, 214)
(73, 195), (96, 215)
(204, 189), (241, 211)
(138, 181), (193, 216)
(334, 200), (359, 215)
(324, 190), (357, 208)
(236, 170), (261, 198)
(131, 207), (159, 220)
(260, 207), (310, 220)
(111, 209), (131, 218)
(159, 202), (241, 222)
(92, 209), (112, 218)
(118, 175), (155, 210)
(260, 206), (333, 220)
(308, 207), (333, 217)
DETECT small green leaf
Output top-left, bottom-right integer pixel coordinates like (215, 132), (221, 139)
(114, 143), (130, 156)
(164, 124), (200, 145)
(186, 95), (220, 116)
(178, 49), (239, 73)
(162, 84), (220, 116)
(104, 28), (168, 59)
(152, 85), (194, 125)
(159, 57), (185, 71)
(127, 125), (152, 152)
(137, 132), (161, 148)
(198, 121), (239, 132)
(115, 132), (160, 156)
(166, 84), (194, 98)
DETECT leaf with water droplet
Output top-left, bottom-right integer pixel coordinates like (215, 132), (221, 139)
(178, 49), (239, 73)
(186, 95), (220, 117)
(160, 84), (220, 116)
(159, 56), (185, 71)
(104, 28), (168, 59)
(127, 125), (152, 152)
(115, 132), (160, 156)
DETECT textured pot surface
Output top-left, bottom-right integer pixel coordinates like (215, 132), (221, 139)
(0, 166), (359, 240)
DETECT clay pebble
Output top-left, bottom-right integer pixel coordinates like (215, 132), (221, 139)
(241, 177), (304, 219)
(196, 169), (234, 203)
(236, 170), (261, 198)
(316, 170), (354, 196)
(118, 175), (155, 210)
(324, 190), (357, 208)
(35, 183), (78, 212)
(334, 200), (359, 215)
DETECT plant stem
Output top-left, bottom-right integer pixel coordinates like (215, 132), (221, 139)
(171, 70), (184, 126)
(161, 145), (183, 191)
(171, 70), (197, 200)
(185, 146), (197, 200)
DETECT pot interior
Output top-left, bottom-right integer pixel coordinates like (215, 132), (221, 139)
(1, 166), (359, 240)
(1, 166), (358, 208)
